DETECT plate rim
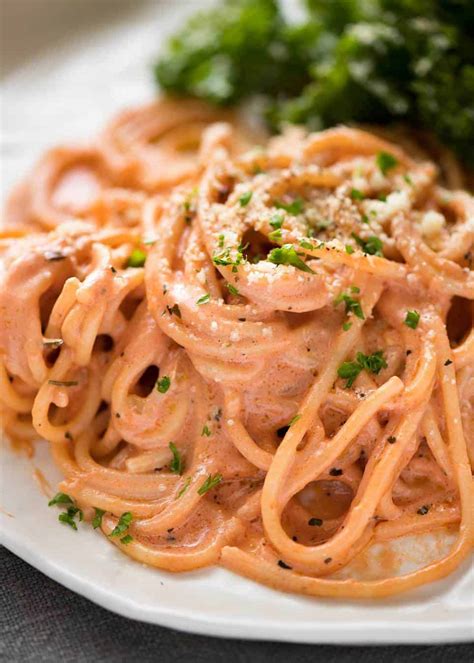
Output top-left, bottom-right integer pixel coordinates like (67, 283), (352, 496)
(1, 524), (473, 645)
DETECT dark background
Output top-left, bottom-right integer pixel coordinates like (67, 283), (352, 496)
(1, 547), (472, 663)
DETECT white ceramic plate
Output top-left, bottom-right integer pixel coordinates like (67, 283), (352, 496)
(1, 0), (473, 644)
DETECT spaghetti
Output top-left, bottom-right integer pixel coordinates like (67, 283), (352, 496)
(1, 97), (473, 598)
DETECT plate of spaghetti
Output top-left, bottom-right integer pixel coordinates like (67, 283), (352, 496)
(0, 0), (473, 645)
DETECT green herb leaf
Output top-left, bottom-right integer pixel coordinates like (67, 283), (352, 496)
(110, 512), (133, 537)
(169, 442), (184, 475)
(48, 492), (73, 507)
(345, 244), (354, 254)
(197, 293), (210, 305)
(58, 511), (78, 530)
(176, 476), (191, 499)
(269, 228), (282, 242)
(338, 350), (387, 388)
(337, 360), (363, 388)
(268, 244), (314, 273)
(274, 198), (304, 215)
(92, 508), (105, 529)
(156, 376), (171, 393)
(333, 291), (364, 319)
(351, 233), (384, 257)
(120, 534), (134, 544)
(342, 321), (352, 331)
(197, 473), (223, 495)
(48, 380), (78, 387)
(404, 310), (420, 329)
(350, 188), (365, 201)
(226, 283), (240, 296)
(127, 249), (147, 268)
(239, 191), (253, 206)
(270, 213), (283, 229)
(289, 414), (301, 426)
(299, 239), (314, 249)
(201, 424), (211, 437)
(376, 151), (398, 175)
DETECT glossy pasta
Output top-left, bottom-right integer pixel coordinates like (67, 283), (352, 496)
(1, 98), (473, 598)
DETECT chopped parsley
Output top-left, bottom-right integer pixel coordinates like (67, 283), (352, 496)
(345, 244), (354, 255)
(166, 303), (182, 318)
(110, 512), (133, 537)
(48, 380), (78, 387)
(58, 506), (83, 531)
(289, 414), (301, 426)
(92, 507), (105, 529)
(269, 228), (282, 242)
(350, 188), (365, 201)
(274, 198), (304, 215)
(342, 321), (352, 331)
(197, 473), (222, 495)
(120, 534), (133, 544)
(196, 293), (210, 305)
(201, 424), (211, 437)
(126, 249), (147, 268)
(376, 151), (398, 175)
(334, 291), (364, 320)
(337, 351), (387, 388)
(299, 239), (315, 250)
(226, 282), (240, 296)
(404, 310), (420, 329)
(239, 191), (253, 206)
(270, 213), (283, 229)
(43, 338), (63, 349)
(156, 376), (171, 393)
(48, 492), (73, 507)
(169, 442), (184, 475)
(213, 245), (244, 268)
(176, 476), (191, 499)
(267, 244), (314, 274)
(351, 233), (384, 257)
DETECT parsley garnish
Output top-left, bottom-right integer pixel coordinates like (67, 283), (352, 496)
(197, 473), (222, 495)
(269, 229), (282, 242)
(120, 534), (133, 544)
(226, 283), (240, 296)
(351, 233), (384, 257)
(48, 492), (73, 507)
(334, 291), (364, 320)
(156, 376), (171, 393)
(92, 507), (105, 529)
(274, 198), (304, 215)
(299, 239), (314, 249)
(268, 244), (314, 273)
(201, 424), (211, 437)
(176, 476), (191, 499)
(110, 512), (133, 537)
(126, 249), (147, 268)
(270, 213), (283, 229)
(48, 380), (78, 387)
(376, 151), (398, 175)
(166, 303), (182, 318)
(345, 244), (354, 254)
(404, 310), (420, 329)
(169, 442), (184, 475)
(43, 338), (63, 349)
(58, 506), (83, 531)
(197, 293), (210, 305)
(342, 321), (352, 331)
(289, 414), (301, 426)
(239, 191), (252, 206)
(337, 351), (387, 388)
(213, 245), (244, 268)
(350, 188), (365, 200)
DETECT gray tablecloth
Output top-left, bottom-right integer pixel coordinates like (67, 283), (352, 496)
(1, 546), (472, 663)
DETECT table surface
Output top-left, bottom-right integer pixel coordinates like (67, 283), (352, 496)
(1, 546), (472, 662)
